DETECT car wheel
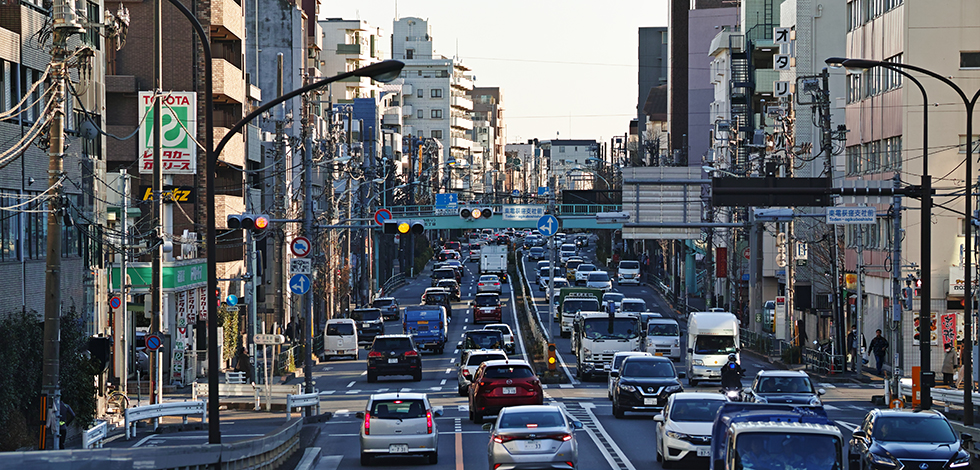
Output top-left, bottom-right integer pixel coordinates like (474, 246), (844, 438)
(459, 385), (468, 397)
(662, 455), (674, 469)
(427, 452), (438, 465)
(613, 402), (624, 419)
(360, 452), (372, 466)
(473, 410), (483, 424)
(414, 370), (423, 381)
(367, 372), (377, 383)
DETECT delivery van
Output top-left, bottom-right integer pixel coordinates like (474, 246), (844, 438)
(403, 305), (448, 354)
(323, 318), (358, 360)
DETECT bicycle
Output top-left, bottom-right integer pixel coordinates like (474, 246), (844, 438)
(106, 390), (130, 419)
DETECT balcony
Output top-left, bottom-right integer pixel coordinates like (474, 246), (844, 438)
(215, 194), (245, 229)
(214, 126), (245, 168)
(451, 94), (472, 111)
(210, 0), (243, 42)
(754, 69), (780, 95)
(336, 43), (367, 56)
(212, 58), (245, 104)
(401, 104), (413, 116)
(382, 112), (402, 126)
(451, 116), (472, 131)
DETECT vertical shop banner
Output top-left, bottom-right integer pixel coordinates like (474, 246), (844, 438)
(913, 312), (938, 345)
(940, 313), (957, 349)
(138, 91), (197, 174)
(175, 291), (187, 329)
(187, 288), (198, 323)
(716, 247), (728, 278)
(198, 286), (208, 322)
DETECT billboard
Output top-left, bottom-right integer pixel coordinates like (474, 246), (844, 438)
(139, 91), (197, 174)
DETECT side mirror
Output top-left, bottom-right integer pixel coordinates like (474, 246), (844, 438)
(678, 371), (686, 379)
(852, 430), (868, 442)
(610, 371), (619, 378)
(432, 406), (444, 417)
(572, 420), (584, 429)
(688, 348), (694, 353)
(355, 411), (365, 419)
(817, 388), (826, 396)
(653, 414), (664, 422)
(482, 423), (494, 431)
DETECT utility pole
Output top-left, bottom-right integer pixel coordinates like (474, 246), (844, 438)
(149, 0), (164, 405)
(819, 68), (845, 358)
(856, 225), (864, 373)
(119, 171), (130, 395)
(889, 174), (903, 403)
(273, 54), (286, 333)
(301, 88), (315, 414)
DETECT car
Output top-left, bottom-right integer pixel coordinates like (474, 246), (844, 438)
(485, 405), (583, 470)
(611, 355), (684, 418)
(323, 318), (358, 360)
(444, 241), (461, 252)
(350, 308), (384, 344)
(607, 351), (652, 399)
(459, 329), (506, 352)
(437, 249), (460, 261)
(537, 266), (561, 284)
(747, 370), (825, 405)
(586, 271), (613, 291)
(456, 349), (508, 396)
(468, 359), (544, 423)
(430, 267), (457, 286)
(602, 292), (626, 311)
(436, 278), (461, 301)
(472, 292), (503, 323)
(484, 323), (516, 353)
(469, 246), (481, 262)
(574, 263), (597, 285)
(564, 257), (585, 280)
(617, 260), (641, 285)
(366, 334), (423, 382)
(653, 392), (728, 468)
(528, 246), (545, 260)
(848, 409), (972, 470)
(444, 259), (465, 279)
(535, 260), (551, 272)
(539, 276), (569, 292)
(558, 243), (577, 263)
(523, 236), (540, 249)
(620, 298), (647, 314)
(554, 232), (567, 244)
(421, 288), (453, 319)
(371, 297), (400, 321)
(478, 274), (503, 293)
(357, 392), (442, 465)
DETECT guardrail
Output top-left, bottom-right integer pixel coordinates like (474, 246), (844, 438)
(192, 382), (303, 411)
(378, 273), (407, 296)
(82, 420), (108, 449)
(286, 392), (321, 420)
(740, 327), (795, 361)
(276, 345), (301, 375)
(125, 400), (206, 439)
(514, 249), (549, 362)
(897, 378), (980, 408)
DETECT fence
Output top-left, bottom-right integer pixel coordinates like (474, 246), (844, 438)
(740, 327), (795, 361)
(82, 420), (108, 449)
(514, 249), (549, 364)
(276, 345), (302, 375)
(801, 347), (847, 375)
(378, 273), (407, 296)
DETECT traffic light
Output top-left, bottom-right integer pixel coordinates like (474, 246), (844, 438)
(384, 219), (424, 235)
(459, 207), (493, 220)
(547, 343), (557, 371)
(901, 287), (913, 310)
(228, 213), (270, 233)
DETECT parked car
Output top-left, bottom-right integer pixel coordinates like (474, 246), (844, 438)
(484, 323), (516, 354)
(371, 297), (400, 321)
(485, 405), (583, 470)
(528, 246), (545, 260)
(478, 274), (502, 294)
(574, 263), (597, 285)
(357, 392), (442, 465)
(456, 349), (508, 396)
(747, 370), (825, 405)
(606, 351), (652, 399)
(350, 308), (384, 344)
(654, 392), (728, 467)
(459, 329), (506, 352)
(472, 293), (503, 324)
(611, 356), (684, 418)
(366, 334), (422, 382)
(468, 359), (544, 423)
(323, 318), (358, 360)
(848, 409), (972, 470)
(617, 260), (641, 285)
(586, 271), (613, 292)
(436, 278), (461, 301)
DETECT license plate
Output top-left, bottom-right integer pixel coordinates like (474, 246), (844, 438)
(389, 444), (409, 453)
(697, 448), (710, 457)
(362, 323), (370, 328)
(655, 352), (663, 356)
(522, 440), (542, 451)
(417, 320), (428, 324)
(503, 387), (517, 394)
(644, 398), (658, 406)
(388, 358), (398, 364)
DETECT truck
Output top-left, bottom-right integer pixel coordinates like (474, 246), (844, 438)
(571, 310), (642, 381)
(402, 305), (448, 354)
(557, 287), (603, 337)
(687, 311), (740, 386)
(709, 403), (843, 470)
(480, 244), (508, 281)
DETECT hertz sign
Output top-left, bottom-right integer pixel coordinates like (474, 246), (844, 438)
(139, 185), (196, 203)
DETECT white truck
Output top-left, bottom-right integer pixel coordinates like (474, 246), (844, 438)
(572, 311), (642, 381)
(686, 311), (740, 387)
(480, 244), (508, 281)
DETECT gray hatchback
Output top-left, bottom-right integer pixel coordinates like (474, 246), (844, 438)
(358, 392), (443, 466)
(484, 405), (583, 470)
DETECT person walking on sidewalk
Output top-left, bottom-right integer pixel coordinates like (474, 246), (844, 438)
(869, 329), (888, 376)
(846, 325), (865, 373)
(942, 344), (959, 387)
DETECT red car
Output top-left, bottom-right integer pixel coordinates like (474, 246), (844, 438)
(472, 293), (502, 323)
(468, 359), (543, 424)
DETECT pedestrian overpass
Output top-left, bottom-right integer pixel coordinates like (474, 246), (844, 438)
(383, 204), (625, 230)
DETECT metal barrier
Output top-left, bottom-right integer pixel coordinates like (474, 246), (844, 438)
(897, 378), (980, 407)
(82, 420), (108, 449)
(192, 382), (303, 411)
(740, 327), (795, 361)
(378, 273), (406, 297)
(125, 400), (206, 439)
(276, 345), (301, 375)
(514, 249), (549, 361)
(801, 347), (847, 375)
(285, 392), (321, 420)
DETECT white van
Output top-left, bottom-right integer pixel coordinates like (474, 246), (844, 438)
(323, 318), (358, 360)
(559, 243), (577, 263)
(645, 318), (681, 361)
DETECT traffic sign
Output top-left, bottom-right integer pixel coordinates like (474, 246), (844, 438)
(290, 236), (312, 257)
(826, 206), (876, 225)
(255, 334), (285, 345)
(537, 214), (559, 237)
(289, 273), (311, 295)
(374, 208), (392, 226)
(290, 257), (312, 275)
(109, 296), (121, 309)
(226, 294), (238, 306)
(511, 189), (520, 197)
(538, 187), (550, 197)
(145, 334), (162, 351)
(743, 247), (751, 260)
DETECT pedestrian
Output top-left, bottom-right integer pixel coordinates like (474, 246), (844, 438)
(942, 344), (959, 387)
(846, 325), (866, 373)
(58, 400), (75, 449)
(233, 346), (253, 383)
(869, 329), (889, 376)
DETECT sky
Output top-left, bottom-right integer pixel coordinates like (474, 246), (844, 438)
(319, 0), (669, 145)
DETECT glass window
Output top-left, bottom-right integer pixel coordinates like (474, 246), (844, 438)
(371, 399), (426, 419)
(668, 399), (725, 422)
(499, 410), (564, 429)
(872, 416), (956, 442)
(417, 88), (423, 98)
(648, 322), (680, 337)
(431, 109), (443, 119)
(961, 52), (980, 69)
(483, 365), (534, 379)
(430, 88), (443, 98)
(467, 353), (506, 366)
(326, 323), (354, 335)
(431, 130), (443, 139)
(417, 109), (423, 119)
(622, 359), (674, 378)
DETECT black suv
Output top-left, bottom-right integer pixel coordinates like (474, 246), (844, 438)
(611, 356), (684, 418)
(431, 267), (457, 287)
(350, 308), (384, 344)
(367, 335), (422, 382)
(423, 290), (453, 319)
(371, 297), (400, 321)
(457, 329), (505, 351)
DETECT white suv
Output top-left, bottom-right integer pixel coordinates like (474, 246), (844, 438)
(617, 260), (641, 285)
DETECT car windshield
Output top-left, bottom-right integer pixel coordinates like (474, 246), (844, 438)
(588, 272), (610, 282)
(464, 332), (503, 349)
(372, 338), (413, 351)
(578, 264), (596, 272)
(435, 269), (455, 278)
(619, 261), (640, 270)
(567, 260), (583, 270)
(622, 302), (646, 313)
(755, 376), (815, 394)
(370, 399), (427, 419)
(648, 322), (680, 336)
(554, 279), (568, 287)
(438, 281), (457, 288)
(531, 248), (543, 254)
(480, 276), (499, 283)
(603, 293), (625, 304)
(327, 323), (354, 335)
(425, 293), (449, 303)
(467, 353), (507, 366)
(693, 335), (737, 354)
(372, 299), (394, 308)
(564, 299), (600, 313)
(622, 359), (675, 378)
(475, 295), (500, 307)
(498, 410), (565, 430)
(872, 416), (957, 442)
(612, 354), (640, 370)
(485, 325), (511, 335)
(483, 365), (535, 379)
(582, 318), (640, 340)
(352, 309), (381, 321)
(669, 399), (726, 422)
(735, 433), (841, 470)
(445, 242), (460, 251)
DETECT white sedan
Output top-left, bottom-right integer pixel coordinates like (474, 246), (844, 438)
(477, 275), (502, 293)
(654, 392), (728, 468)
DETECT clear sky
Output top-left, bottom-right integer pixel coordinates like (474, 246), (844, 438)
(319, 0), (668, 145)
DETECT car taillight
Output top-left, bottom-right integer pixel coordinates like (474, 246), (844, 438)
(367, 351), (383, 358)
(462, 369), (471, 377)
(426, 410), (434, 434)
(492, 434), (518, 444)
(363, 411), (371, 435)
(439, 321), (444, 330)
(494, 282), (500, 286)
(543, 433), (573, 442)
(479, 282), (484, 286)
(404, 350), (419, 357)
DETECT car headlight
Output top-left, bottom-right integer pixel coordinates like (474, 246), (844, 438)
(582, 348), (591, 359)
(809, 396), (821, 406)
(693, 359), (703, 366)
(950, 453), (971, 468)
(869, 452), (900, 467)
(619, 384), (637, 393)
(666, 430), (690, 441)
(664, 385), (683, 393)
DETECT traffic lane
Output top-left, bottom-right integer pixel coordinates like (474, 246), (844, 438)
(520, 254), (579, 378)
(586, 400), (662, 468)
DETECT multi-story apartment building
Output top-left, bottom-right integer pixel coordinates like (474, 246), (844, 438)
(319, 19), (387, 100)
(541, 140), (600, 191)
(638, 27), (668, 166)
(470, 87), (505, 200)
(504, 141), (542, 202)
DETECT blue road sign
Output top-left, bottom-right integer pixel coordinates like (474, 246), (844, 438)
(511, 189), (520, 197)
(537, 214), (559, 237)
(109, 296), (121, 309)
(226, 294), (238, 306)
(145, 334), (162, 351)
(537, 187), (550, 196)
(435, 193), (458, 208)
(289, 274), (311, 295)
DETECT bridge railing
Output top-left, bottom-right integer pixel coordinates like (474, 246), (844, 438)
(383, 204), (624, 217)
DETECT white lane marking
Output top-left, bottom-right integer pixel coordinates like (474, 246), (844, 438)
(441, 379), (447, 385)
(448, 357), (455, 362)
(134, 434), (264, 447)
(818, 383), (837, 389)
(465, 318), (469, 323)
(445, 368), (453, 374)
(453, 349), (459, 355)
(580, 402), (637, 470)
(377, 388), (389, 393)
(558, 384), (573, 389)
(463, 325), (468, 330)
(360, 371), (367, 376)
(823, 404), (840, 410)
(335, 409), (350, 414)
(507, 277), (527, 360)
(458, 405), (469, 412)
(320, 390), (336, 395)
(345, 390), (360, 394)
(836, 421), (859, 432)
(346, 381), (355, 388)
(400, 388), (412, 392)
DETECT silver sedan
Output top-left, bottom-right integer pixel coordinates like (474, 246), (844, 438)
(485, 405), (583, 470)
(358, 393), (443, 465)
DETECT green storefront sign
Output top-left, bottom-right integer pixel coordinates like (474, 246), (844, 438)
(110, 261), (208, 292)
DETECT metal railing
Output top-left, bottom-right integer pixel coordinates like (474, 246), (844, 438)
(82, 420), (108, 449)
(276, 345), (302, 375)
(379, 272), (406, 296)
(385, 204), (624, 217)
(801, 347), (847, 375)
(124, 400), (207, 439)
(740, 327), (795, 361)
(514, 249), (549, 363)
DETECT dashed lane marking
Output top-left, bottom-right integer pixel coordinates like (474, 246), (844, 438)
(346, 381), (355, 388)
(441, 379), (447, 385)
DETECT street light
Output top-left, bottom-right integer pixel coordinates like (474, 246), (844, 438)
(827, 57), (980, 420)
(566, 166), (610, 190)
(702, 165), (740, 178)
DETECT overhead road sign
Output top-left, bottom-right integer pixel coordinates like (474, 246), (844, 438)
(753, 208), (794, 222)
(538, 187), (550, 197)
(290, 236), (311, 257)
(537, 214), (559, 237)
(826, 206), (876, 225)
(434, 193), (458, 215)
(502, 205), (545, 221)
(289, 274), (311, 295)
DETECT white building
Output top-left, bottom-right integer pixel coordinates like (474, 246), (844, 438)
(318, 18), (388, 101)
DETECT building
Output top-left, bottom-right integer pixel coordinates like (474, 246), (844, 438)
(470, 87), (505, 200)
(638, 27), (669, 166)
(541, 140), (600, 191)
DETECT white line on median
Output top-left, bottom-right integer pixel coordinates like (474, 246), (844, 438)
(580, 402), (637, 470)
